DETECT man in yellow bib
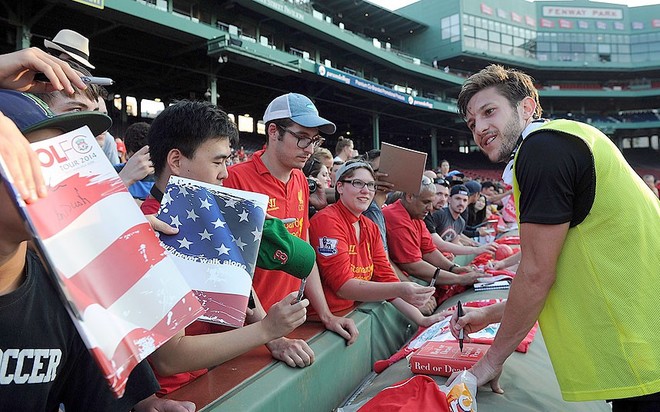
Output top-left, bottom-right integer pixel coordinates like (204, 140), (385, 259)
(451, 64), (660, 411)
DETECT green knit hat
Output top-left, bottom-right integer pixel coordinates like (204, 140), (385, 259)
(256, 218), (315, 279)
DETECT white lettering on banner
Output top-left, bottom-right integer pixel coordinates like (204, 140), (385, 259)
(542, 6), (622, 19)
(0, 348), (62, 384)
(255, 0), (305, 21)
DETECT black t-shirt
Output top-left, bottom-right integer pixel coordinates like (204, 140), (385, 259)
(515, 130), (595, 227)
(0, 250), (159, 412)
(460, 208), (479, 237)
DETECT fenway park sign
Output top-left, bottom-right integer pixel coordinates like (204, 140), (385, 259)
(542, 6), (623, 20)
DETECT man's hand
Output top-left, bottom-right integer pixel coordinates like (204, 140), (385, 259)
(470, 355), (504, 393)
(308, 177), (328, 211)
(457, 270), (488, 286)
(447, 305), (505, 394)
(262, 292), (308, 340)
(399, 282), (435, 308)
(145, 215), (179, 236)
(0, 48), (87, 94)
(374, 171), (394, 193)
(266, 336), (315, 368)
(476, 242), (498, 255)
(119, 145), (154, 186)
(322, 315), (359, 345)
(418, 295), (437, 316)
(0, 113), (46, 203)
(133, 395), (196, 412)
(445, 355), (503, 395)
(450, 305), (495, 338)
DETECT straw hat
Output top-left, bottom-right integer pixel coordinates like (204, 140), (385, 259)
(44, 29), (95, 69)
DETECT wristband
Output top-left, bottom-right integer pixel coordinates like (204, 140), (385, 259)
(430, 267), (441, 287)
(449, 264), (459, 273)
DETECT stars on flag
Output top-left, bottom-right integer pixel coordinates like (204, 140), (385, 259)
(238, 209), (249, 222)
(224, 197), (238, 209)
(162, 190), (173, 205)
(199, 197), (212, 210)
(215, 243), (230, 256)
(199, 229), (213, 241)
(177, 237), (193, 249)
(251, 227), (262, 242)
(170, 215), (182, 228)
(231, 235), (247, 251)
(158, 179), (266, 270)
(186, 209), (199, 222)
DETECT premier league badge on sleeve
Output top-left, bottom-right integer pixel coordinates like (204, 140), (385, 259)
(317, 237), (338, 256)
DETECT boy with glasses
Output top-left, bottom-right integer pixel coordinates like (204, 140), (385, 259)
(224, 93), (359, 368)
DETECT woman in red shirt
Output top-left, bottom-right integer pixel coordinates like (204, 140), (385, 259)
(310, 161), (442, 326)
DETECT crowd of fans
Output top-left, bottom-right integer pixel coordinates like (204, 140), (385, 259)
(0, 28), (659, 412)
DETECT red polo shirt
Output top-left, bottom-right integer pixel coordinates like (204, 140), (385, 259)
(310, 201), (399, 314)
(383, 199), (436, 265)
(224, 150), (308, 311)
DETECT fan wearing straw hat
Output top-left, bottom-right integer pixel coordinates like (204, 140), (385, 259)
(44, 29), (120, 165)
(44, 29), (95, 69)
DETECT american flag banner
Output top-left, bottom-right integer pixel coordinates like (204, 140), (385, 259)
(0, 126), (205, 397)
(157, 176), (268, 328)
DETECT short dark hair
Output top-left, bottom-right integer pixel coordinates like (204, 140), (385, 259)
(265, 118), (294, 145)
(149, 100), (238, 177)
(124, 122), (150, 155)
(457, 64), (542, 120)
(481, 181), (496, 190)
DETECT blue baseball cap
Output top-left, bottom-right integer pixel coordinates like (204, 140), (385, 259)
(464, 180), (482, 195)
(263, 93), (336, 134)
(0, 89), (111, 136)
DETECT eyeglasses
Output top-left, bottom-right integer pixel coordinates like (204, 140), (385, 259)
(340, 179), (377, 192)
(434, 178), (450, 187)
(277, 125), (325, 149)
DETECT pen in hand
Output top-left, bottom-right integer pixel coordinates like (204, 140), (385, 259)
(457, 300), (464, 353)
(296, 277), (307, 303)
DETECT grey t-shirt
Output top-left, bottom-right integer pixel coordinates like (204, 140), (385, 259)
(424, 207), (465, 242)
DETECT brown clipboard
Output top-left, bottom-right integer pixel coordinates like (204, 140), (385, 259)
(378, 142), (427, 194)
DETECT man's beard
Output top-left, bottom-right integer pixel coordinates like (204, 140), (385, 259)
(489, 113), (523, 163)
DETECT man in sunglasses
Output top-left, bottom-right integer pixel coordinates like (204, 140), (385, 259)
(224, 93), (359, 368)
(433, 177), (450, 211)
